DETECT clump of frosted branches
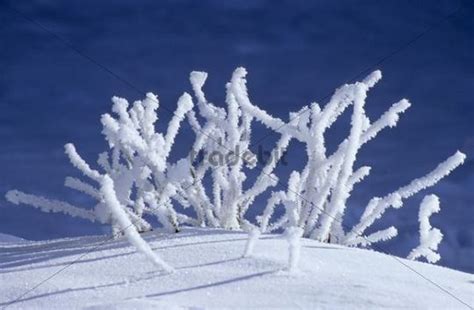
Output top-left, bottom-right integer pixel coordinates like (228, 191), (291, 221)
(247, 69), (464, 251)
(258, 171), (301, 234)
(183, 69), (291, 230)
(66, 144), (173, 271)
(5, 67), (465, 266)
(342, 152), (463, 247)
(6, 92), (194, 234)
(100, 174), (173, 272)
(98, 92), (195, 232)
(8, 142), (172, 270)
(407, 195), (443, 263)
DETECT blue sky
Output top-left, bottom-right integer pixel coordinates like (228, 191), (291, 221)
(0, 0), (473, 272)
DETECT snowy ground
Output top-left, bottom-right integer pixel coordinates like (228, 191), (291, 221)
(0, 233), (24, 244)
(0, 228), (472, 309)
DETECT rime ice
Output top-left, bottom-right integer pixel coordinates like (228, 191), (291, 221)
(5, 67), (465, 269)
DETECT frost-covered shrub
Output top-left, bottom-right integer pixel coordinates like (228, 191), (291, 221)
(8, 142), (174, 270)
(6, 92), (193, 235)
(5, 67), (464, 268)
(243, 69), (464, 253)
(183, 69), (291, 230)
(100, 174), (173, 272)
(97, 92), (195, 232)
(65, 144), (173, 271)
(6, 92), (196, 269)
(408, 194), (443, 263)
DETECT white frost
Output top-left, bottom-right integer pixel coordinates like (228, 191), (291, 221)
(408, 194), (443, 263)
(5, 67), (465, 268)
(100, 175), (174, 272)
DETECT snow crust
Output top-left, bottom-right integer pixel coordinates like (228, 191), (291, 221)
(1, 229), (472, 309)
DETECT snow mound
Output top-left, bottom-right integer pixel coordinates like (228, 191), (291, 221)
(0, 233), (25, 244)
(0, 228), (472, 309)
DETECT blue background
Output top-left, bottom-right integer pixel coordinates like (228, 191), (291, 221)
(1, 0), (473, 273)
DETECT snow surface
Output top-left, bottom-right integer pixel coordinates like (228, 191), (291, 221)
(0, 233), (25, 244)
(1, 228), (472, 309)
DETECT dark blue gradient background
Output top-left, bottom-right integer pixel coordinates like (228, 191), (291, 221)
(0, 1), (473, 272)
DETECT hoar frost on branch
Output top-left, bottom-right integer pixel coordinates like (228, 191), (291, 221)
(183, 69), (291, 230)
(67, 144), (173, 271)
(5, 67), (465, 270)
(236, 68), (464, 268)
(6, 91), (193, 269)
(407, 194), (443, 263)
(246, 70), (464, 244)
(7, 92), (194, 235)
